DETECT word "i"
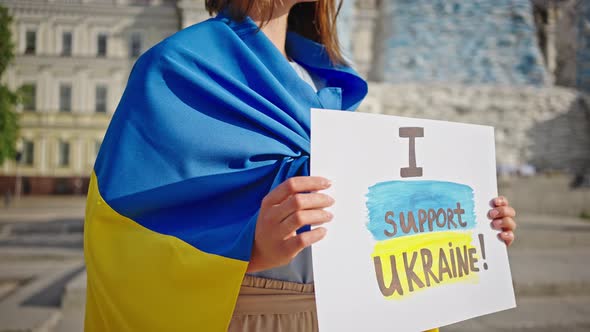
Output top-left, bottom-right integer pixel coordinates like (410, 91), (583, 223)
(399, 127), (424, 178)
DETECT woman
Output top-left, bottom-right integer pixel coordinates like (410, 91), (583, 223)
(84, 0), (517, 331)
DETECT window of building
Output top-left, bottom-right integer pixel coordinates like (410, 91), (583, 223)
(25, 30), (36, 54)
(58, 140), (70, 167)
(97, 33), (108, 57)
(59, 84), (72, 112)
(95, 85), (107, 113)
(20, 83), (36, 111)
(129, 32), (142, 58)
(62, 31), (72, 56)
(22, 140), (34, 166)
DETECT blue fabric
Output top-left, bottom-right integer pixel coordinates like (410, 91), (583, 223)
(93, 12), (368, 263)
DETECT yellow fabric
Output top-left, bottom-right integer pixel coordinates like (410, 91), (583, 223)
(84, 172), (248, 331)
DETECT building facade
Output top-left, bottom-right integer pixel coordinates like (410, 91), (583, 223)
(368, 0), (549, 85)
(0, 0), (181, 195)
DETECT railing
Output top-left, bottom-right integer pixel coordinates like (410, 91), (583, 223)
(19, 111), (112, 129)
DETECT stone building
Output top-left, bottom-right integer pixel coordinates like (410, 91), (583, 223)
(341, 0), (589, 177)
(0, 0), (180, 195)
(368, 0), (549, 85)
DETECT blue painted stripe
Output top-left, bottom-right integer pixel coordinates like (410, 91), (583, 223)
(365, 180), (476, 241)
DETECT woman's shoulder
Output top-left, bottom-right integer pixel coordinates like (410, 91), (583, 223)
(163, 17), (236, 47)
(137, 16), (238, 67)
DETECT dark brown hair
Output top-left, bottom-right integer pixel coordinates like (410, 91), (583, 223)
(205, 0), (345, 65)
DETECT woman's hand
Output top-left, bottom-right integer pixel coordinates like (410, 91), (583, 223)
(488, 196), (517, 246)
(247, 176), (334, 273)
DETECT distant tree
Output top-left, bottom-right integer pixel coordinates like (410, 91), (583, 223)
(0, 5), (18, 166)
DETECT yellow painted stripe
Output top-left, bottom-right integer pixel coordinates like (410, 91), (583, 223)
(373, 231), (479, 299)
(84, 172), (248, 331)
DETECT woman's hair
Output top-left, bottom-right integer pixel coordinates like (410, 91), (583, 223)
(205, 0), (345, 65)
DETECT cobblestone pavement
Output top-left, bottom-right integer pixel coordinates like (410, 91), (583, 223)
(0, 182), (589, 331)
(0, 197), (85, 331)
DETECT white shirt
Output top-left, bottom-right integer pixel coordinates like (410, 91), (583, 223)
(289, 61), (325, 92)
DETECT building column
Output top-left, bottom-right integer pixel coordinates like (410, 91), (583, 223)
(74, 136), (84, 176)
(111, 69), (124, 114)
(545, 4), (558, 84)
(40, 66), (52, 113)
(46, 16), (56, 55)
(38, 135), (48, 175)
(352, 0), (379, 78)
(177, 0), (209, 29)
(367, 0), (388, 82)
(75, 67), (88, 113)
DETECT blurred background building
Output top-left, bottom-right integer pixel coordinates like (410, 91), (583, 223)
(343, 0), (589, 181)
(0, 0), (589, 196)
(0, 0), (182, 195)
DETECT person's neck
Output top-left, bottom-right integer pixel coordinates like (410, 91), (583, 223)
(249, 4), (292, 60)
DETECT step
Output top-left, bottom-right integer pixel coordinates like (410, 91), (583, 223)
(0, 250), (83, 332)
(445, 295), (590, 332)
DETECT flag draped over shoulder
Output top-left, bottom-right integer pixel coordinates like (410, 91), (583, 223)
(84, 12), (367, 332)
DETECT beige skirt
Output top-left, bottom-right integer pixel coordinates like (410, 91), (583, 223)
(228, 275), (440, 332)
(228, 275), (318, 332)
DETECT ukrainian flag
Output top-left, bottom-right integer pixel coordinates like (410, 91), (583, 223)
(84, 13), (367, 331)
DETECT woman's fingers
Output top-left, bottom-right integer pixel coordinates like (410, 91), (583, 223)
(491, 217), (517, 231)
(283, 227), (327, 258)
(489, 196), (517, 247)
(492, 196), (509, 207)
(249, 176), (334, 273)
(261, 176), (331, 208)
(278, 209), (333, 239)
(499, 230), (515, 246)
(272, 192), (334, 222)
(488, 205), (516, 219)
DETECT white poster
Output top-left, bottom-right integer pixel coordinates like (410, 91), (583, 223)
(310, 109), (516, 332)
